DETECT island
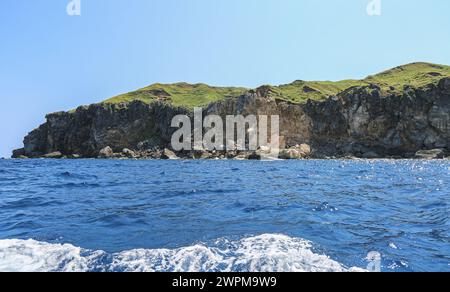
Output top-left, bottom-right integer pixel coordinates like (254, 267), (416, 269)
(12, 62), (450, 160)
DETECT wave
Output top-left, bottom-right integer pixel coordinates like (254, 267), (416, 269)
(0, 234), (365, 272)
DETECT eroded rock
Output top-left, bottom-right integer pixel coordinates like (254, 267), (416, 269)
(43, 151), (63, 159)
(415, 149), (445, 159)
(99, 146), (114, 158)
(279, 144), (311, 159)
(162, 148), (179, 160)
(122, 148), (136, 158)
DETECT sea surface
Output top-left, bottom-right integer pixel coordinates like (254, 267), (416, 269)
(0, 159), (449, 272)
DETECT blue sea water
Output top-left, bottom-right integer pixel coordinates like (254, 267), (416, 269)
(0, 159), (449, 272)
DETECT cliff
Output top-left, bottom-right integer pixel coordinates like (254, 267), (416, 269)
(12, 63), (450, 159)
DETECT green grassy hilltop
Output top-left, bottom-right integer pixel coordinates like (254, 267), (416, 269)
(104, 83), (248, 108)
(103, 62), (450, 108)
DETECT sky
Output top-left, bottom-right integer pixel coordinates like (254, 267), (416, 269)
(1, 0), (450, 158)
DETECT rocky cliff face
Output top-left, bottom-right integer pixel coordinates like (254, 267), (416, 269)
(13, 102), (189, 158)
(12, 77), (450, 159)
(306, 78), (450, 157)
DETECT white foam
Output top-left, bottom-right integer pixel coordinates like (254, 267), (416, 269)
(0, 239), (97, 272)
(0, 234), (365, 272)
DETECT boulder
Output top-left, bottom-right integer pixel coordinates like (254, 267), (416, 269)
(200, 152), (212, 159)
(344, 155), (360, 160)
(147, 149), (163, 159)
(226, 150), (238, 159)
(279, 144), (311, 159)
(162, 148), (179, 160)
(122, 148), (136, 158)
(43, 151), (63, 159)
(99, 146), (114, 158)
(233, 154), (249, 160)
(279, 149), (301, 159)
(191, 151), (213, 159)
(112, 153), (125, 159)
(415, 149), (445, 159)
(68, 154), (82, 159)
(298, 144), (311, 156)
(248, 152), (261, 160)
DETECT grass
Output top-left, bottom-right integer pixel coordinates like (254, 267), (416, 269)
(104, 82), (248, 108)
(102, 62), (450, 108)
(364, 62), (450, 92)
(262, 79), (365, 103)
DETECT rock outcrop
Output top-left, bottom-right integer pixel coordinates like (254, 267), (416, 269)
(279, 144), (312, 160)
(415, 149), (445, 159)
(14, 101), (188, 158)
(99, 146), (114, 158)
(12, 77), (450, 159)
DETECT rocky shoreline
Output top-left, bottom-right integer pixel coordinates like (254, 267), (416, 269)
(12, 77), (450, 160)
(12, 146), (449, 160)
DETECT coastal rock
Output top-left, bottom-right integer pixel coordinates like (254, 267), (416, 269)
(200, 152), (213, 159)
(43, 151), (63, 159)
(68, 154), (81, 159)
(279, 144), (311, 159)
(99, 146), (114, 158)
(279, 149), (301, 160)
(13, 101), (188, 159)
(162, 148), (179, 160)
(122, 148), (136, 158)
(12, 75), (450, 160)
(12, 148), (26, 158)
(233, 153), (249, 160)
(415, 149), (445, 159)
(362, 151), (381, 159)
(112, 152), (125, 159)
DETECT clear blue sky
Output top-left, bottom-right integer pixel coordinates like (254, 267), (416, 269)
(1, 0), (450, 157)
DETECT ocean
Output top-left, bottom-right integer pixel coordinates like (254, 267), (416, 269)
(0, 159), (448, 272)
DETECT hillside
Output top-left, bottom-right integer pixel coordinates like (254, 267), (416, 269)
(104, 62), (450, 107)
(104, 83), (248, 108)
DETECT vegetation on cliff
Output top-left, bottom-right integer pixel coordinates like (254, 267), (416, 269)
(103, 62), (450, 107)
(104, 83), (248, 108)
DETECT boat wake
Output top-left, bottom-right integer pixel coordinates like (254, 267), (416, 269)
(0, 234), (365, 272)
